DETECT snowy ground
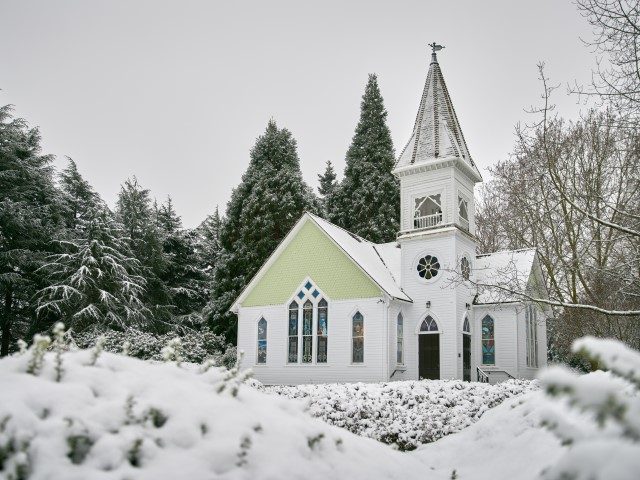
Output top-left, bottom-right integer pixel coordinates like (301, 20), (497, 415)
(264, 379), (535, 450)
(2, 347), (627, 480)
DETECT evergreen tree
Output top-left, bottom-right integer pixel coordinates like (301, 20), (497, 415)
(207, 120), (318, 341)
(58, 158), (101, 231)
(317, 160), (338, 215)
(0, 105), (66, 356)
(328, 74), (399, 243)
(115, 177), (170, 325)
(35, 208), (150, 331)
(197, 206), (222, 275)
(155, 197), (208, 326)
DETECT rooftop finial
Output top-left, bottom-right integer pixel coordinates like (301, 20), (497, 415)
(428, 42), (444, 64)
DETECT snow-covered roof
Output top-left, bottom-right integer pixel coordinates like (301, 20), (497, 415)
(309, 214), (411, 302)
(474, 248), (537, 304)
(394, 51), (482, 181)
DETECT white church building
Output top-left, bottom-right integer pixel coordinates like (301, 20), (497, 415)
(231, 47), (548, 385)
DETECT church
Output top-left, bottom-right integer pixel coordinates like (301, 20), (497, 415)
(231, 47), (548, 385)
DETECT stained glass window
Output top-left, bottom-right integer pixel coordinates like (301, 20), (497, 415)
(461, 256), (471, 280)
(481, 315), (495, 365)
(352, 311), (364, 363)
(304, 281), (313, 291)
(302, 300), (313, 363)
(525, 305), (538, 367)
(317, 299), (328, 363)
(397, 312), (404, 364)
(417, 255), (440, 280)
(257, 318), (267, 364)
(288, 301), (298, 363)
(420, 316), (438, 332)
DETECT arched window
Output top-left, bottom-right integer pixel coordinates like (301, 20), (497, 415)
(317, 298), (328, 363)
(397, 312), (404, 364)
(257, 318), (267, 364)
(420, 315), (439, 332)
(462, 314), (470, 334)
(481, 315), (495, 365)
(352, 311), (364, 363)
(288, 301), (299, 363)
(302, 300), (313, 363)
(461, 256), (471, 280)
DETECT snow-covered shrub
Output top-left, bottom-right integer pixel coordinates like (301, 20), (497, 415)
(70, 328), (236, 366)
(0, 346), (427, 480)
(539, 337), (640, 480)
(266, 379), (535, 451)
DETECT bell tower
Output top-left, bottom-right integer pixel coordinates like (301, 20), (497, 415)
(393, 44), (483, 380)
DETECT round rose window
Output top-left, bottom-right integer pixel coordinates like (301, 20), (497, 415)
(417, 255), (440, 279)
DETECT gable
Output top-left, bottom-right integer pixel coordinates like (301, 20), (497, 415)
(241, 219), (383, 307)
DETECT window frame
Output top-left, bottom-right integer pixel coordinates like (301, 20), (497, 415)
(287, 300), (299, 364)
(481, 315), (495, 366)
(316, 298), (328, 363)
(411, 189), (445, 229)
(256, 317), (268, 365)
(396, 312), (404, 365)
(351, 311), (365, 364)
(525, 304), (539, 368)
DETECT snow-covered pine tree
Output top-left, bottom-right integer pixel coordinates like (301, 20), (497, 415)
(0, 105), (66, 356)
(58, 158), (102, 232)
(116, 177), (170, 324)
(196, 206), (222, 276)
(327, 74), (399, 243)
(207, 120), (319, 342)
(155, 197), (208, 326)
(317, 160), (338, 215)
(35, 208), (150, 332)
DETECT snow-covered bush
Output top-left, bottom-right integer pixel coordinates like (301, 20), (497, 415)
(539, 337), (640, 480)
(265, 379), (535, 451)
(70, 328), (236, 367)
(0, 345), (428, 480)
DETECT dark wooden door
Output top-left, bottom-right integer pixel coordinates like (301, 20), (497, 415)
(419, 334), (440, 380)
(463, 334), (471, 381)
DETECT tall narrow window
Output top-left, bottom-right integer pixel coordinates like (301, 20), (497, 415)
(458, 196), (469, 230)
(302, 300), (313, 363)
(526, 305), (538, 367)
(352, 311), (364, 363)
(257, 318), (267, 364)
(397, 312), (404, 364)
(288, 301), (299, 363)
(317, 298), (328, 363)
(481, 315), (495, 365)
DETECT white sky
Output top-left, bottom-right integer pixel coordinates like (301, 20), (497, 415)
(1, 0), (596, 227)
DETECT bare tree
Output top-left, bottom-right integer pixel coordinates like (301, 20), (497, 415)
(474, 64), (640, 357)
(574, 0), (640, 114)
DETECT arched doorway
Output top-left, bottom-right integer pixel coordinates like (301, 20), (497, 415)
(462, 315), (471, 381)
(418, 315), (440, 380)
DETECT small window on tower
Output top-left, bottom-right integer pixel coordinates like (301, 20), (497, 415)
(458, 196), (469, 230)
(414, 194), (442, 229)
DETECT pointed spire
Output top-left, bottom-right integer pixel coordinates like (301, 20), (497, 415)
(395, 44), (481, 179)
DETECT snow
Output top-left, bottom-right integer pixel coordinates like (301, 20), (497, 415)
(474, 248), (537, 304)
(264, 379), (535, 450)
(0, 350), (427, 480)
(309, 214), (411, 302)
(2, 339), (637, 479)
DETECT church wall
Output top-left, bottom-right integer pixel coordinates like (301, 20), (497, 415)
(398, 230), (461, 380)
(238, 297), (387, 385)
(472, 304), (519, 379)
(453, 232), (478, 378)
(242, 219), (382, 307)
(516, 304), (548, 379)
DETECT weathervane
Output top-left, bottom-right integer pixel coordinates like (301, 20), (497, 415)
(429, 42), (444, 54)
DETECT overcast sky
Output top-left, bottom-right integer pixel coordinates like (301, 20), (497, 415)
(1, 0), (596, 227)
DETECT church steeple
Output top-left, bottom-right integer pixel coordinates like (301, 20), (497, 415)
(394, 44), (481, 181)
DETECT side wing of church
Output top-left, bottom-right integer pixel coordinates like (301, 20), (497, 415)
(231, 48), (548, 385)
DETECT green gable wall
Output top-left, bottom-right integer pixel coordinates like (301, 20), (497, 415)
(242, 219), (382, 307)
